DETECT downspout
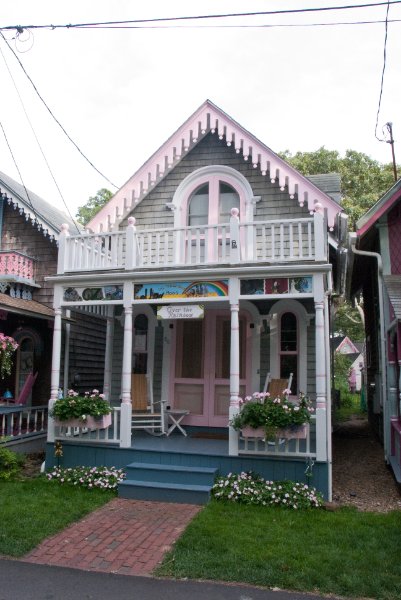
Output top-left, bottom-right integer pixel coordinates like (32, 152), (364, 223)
(0, 194), (4, 250)
(350, 240), (388, 460)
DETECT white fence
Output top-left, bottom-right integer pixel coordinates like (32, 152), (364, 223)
(0, 405), (48, 440)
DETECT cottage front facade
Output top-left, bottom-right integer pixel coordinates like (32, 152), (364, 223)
(47, 101), (344, 501)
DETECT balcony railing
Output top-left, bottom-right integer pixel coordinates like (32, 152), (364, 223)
(0, 251), (35, 282)
(57, 211), (326, 274)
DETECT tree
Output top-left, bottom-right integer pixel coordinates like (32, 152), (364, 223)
(76, 188), (112, 226)
(279, 147), (397, 228)
(333, 298), (364, 342)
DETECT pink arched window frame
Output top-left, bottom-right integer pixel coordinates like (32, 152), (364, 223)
(179, 173), (247, 228)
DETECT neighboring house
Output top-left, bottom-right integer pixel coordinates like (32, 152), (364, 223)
(47, 100), (345, 501)
(0, 172), (106, 444)
(331, 335), (364, 391)
(348, 177), (401, 482)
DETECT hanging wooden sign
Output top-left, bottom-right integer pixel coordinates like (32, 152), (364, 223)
(157, 304), (204, 320)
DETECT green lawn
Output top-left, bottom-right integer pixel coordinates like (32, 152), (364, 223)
(156, 501), (401, 600)
(0, 477), (113, 557)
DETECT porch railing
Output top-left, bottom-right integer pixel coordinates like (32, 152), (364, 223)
(238, 416), (316, 458)
(54, 406), (121, 444)
(0, 405), (48, 440)
(0, 251), (35, 282)
(58, 211), (326, 274)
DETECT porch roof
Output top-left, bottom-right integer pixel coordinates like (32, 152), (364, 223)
(88, 99), (342, 233)
(0, 293), (55, 320)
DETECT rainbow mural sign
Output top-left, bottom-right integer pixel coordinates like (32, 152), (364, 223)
(134, 281), (229, 300)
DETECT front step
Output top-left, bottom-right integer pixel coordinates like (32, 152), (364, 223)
(118, 461), (218, 504)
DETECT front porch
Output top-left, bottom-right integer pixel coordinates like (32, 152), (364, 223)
(45, 419), (328, 503)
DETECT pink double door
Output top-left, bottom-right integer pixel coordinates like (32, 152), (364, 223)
(170, 310), (250, 427)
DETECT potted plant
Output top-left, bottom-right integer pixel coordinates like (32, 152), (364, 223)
(230, 391), (313, 440)
(50, 389), (112, 429)
(0, 333), (18, 380)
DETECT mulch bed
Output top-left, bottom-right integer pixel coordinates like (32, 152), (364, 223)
(332, 416), (401, 512)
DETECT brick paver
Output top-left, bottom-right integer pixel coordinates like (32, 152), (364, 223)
(23, 498), (201, 576)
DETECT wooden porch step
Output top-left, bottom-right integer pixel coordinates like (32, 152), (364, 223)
(118, 461), (218, 504)
(125, 461), (217, 486)
(118, 479), (212, 505)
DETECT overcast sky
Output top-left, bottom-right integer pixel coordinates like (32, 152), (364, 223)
(1, 0), (400, 221)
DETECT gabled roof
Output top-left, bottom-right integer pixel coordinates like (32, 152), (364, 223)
(356, 178), (401, 237)
(88, 99), (342, 233)
(0, 171), (80, 241)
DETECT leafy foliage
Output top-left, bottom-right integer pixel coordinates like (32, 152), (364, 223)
(333, 299), (364, 341)
(230, 392), (313, 439)
(46, 466), (125, 491)
(0, 447), (24, 480)
(76, 188), (112, 226)
(212, 472), (323, 508)
(279, 146), (398, 227)
(50, 389), (111, 421)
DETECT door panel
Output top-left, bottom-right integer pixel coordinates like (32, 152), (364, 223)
(172, 310), (250, 427)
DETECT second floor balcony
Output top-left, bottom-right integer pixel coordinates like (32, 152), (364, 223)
(0, 251), (35, 283)
(57, 211), (327, 275)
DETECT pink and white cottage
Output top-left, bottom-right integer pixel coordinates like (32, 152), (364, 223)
(46, 101), (345, 502)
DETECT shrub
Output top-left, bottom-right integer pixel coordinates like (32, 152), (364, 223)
(0, 447), (25, 480)
(212, 472), (324, 509)
(46, 466), (125, 491)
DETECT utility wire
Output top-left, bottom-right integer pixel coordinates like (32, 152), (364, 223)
(0, 46), (80, 233)
(59, 18), (401, 29)
(0, 120), (42, 225)
(1, 1), (401, 31)
(375, 1), (391, 141)
(0, 32), (118, 190)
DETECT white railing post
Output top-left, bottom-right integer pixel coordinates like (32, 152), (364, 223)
(120, 304), (133, 447)
(229, 278), (240, 455)
(125, 217), (136, 270)
(57, 224), (70, 274)
(314, 209), (325, 261)
(229, 208), (240, 264)
(315, 300), (327, 462)
(48, 304), (63, 443)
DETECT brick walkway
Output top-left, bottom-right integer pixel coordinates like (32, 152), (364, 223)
(23, 498), (201, 576)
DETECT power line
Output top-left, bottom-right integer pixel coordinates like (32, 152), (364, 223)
(0, 45), (80, 233)
(1, 1), (401, 31)
(375, 1), (391, 142)
(0, 32), (118, 190)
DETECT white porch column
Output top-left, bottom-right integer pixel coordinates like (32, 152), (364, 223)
(103, 306), (115, 402)
(315, 300), (328, 462)
(120, 305), (133, 447)
(48, 304), (63, 443)
(229, 278), (240, 455)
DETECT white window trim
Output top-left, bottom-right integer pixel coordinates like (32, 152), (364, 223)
(170, 165), (258, 227)
(267, 299), (310, 394)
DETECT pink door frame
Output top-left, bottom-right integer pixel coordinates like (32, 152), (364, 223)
(169, 308), (252, 427)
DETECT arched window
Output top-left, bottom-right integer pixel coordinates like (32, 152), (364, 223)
(172, 165), (255, 228)
(279, 312), (298, 393)
(268, 299), (309, 395)
(133, 314), (148, 374)
(188, 180), (240, 226)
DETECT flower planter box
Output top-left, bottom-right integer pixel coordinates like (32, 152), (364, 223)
(240, 426), (266, 438)
(54, 413), (112, 430)
(275, 424), (308, 439)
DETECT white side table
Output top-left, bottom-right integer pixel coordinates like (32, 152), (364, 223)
(166, 409), (189, 437)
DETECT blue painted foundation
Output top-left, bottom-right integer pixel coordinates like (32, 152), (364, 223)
(45, 432), (330, 500)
